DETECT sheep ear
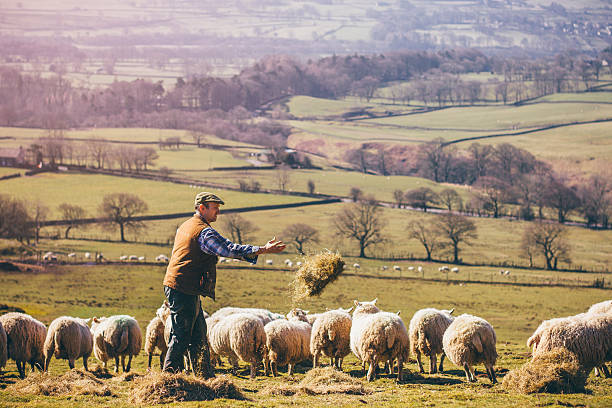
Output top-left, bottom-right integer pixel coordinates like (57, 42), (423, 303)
(354, 300), (359, 307)
(449, 308), (455, 315)
(396, 310), (401, 316)
(304, 310), (309, 315)
(92, 317), (99, 323)
(85, 318), (92, 325)
(372, 298), (378, 304)
(347, 306), (355, 313)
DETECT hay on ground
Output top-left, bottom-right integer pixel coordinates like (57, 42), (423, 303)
(8, 369), (113, 397)
(129, 372), (244, 404)
(291, 251), (344, 303)
(262, 367), (371, 396)
(502, 348), (588, 394)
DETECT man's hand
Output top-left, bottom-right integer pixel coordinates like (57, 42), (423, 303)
(258, 237), (286, 254)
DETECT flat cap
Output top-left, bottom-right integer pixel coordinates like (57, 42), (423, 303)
(195, 192), (225, 206)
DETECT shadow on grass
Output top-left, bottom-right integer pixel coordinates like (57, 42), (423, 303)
(0, 371), (19, 389)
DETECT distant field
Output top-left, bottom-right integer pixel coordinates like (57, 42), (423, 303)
(0, 167), (23, 177)
(3, 172), (315, 218)
(284, 95), (419, 118)
(1, 262), (612, 407)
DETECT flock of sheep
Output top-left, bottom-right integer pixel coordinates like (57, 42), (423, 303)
(0, 299), (610, 387)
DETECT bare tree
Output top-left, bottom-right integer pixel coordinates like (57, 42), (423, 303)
(334, 197), (386, 258)
(349, 187), (364, 202)
(30, 201), (49, 244)
(100, 193), (148, 242)
(435, 213), (477, 264)
(579, 174), (611, 228)
(393, 189), (405, 208)
(543, 174), (581, 224)
(405, 187), (439, 212)
(58, 203), (87, 239)
(88, 138), (111, 169)
(222, 213), (259, 245)
(522, 222), (571, 270)
(408, 220), (440, 261)
(276, 164), (291, 192)
(307, 179), (316, 195)
(439, 188), (463, 212)
(282, 223), (320, 254)
(473, 176), (513, 218)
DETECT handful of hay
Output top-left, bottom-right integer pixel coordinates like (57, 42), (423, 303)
(290, 251), (345, 303)
(8, 369), (113, 397)
(262, 367), (371, 396)
(502, 348), (588, 394)
(129, 372), (244, 404)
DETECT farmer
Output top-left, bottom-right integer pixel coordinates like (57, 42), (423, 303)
(162, 191), (286, 376)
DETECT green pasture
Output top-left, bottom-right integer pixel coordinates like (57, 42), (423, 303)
(24, 201), (612, 273)
(535, 91), (612, 103)
(2, 172), (314, 218)
(0, 167), (23, 177)
(284, 95), (419, 119)
(1, 263), (612, 407)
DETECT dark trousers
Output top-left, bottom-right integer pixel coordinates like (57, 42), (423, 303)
(162, 286), (214, 378)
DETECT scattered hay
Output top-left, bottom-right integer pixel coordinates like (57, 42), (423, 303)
(502, 348), (588, 394)
(88, 364), (113, 379)
(129, 372), (244, 404)
(8, 369), (113, 397)
(112, 372), (140, 383)
(262, 367), (371, 396)
(290, 251), (344, 303)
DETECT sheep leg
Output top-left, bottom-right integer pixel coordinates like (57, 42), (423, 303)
(148, 353), (153, 369)
(114, 356), (120, 373)
(397, 357), (403, 382)
(598, 364), (610, 378)
(68, 359), (75, 370)
(416, 350), (425, 373)
(313, 352), (319, 368)
(229, 356), (239, 375)
(83, 356), (89, 371)
(16, 361), (25, 379)
(463, 363), (475, 382)
(250, 362), (257, 379)
(430, 353), (438, 374)
(288, 363), (294, 376)
(120, 355), (126, 372)
(487, 365), (497, 384)
(159, 350), (166, 369)
(438, 353), (445, 372)
(337, 357), (343, 370)
(126, 354), (133, 372)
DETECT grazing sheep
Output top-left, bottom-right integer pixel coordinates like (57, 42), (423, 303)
(138, 256), (146, 262)
(533, 313), (612, 376)
(408, 266), (415, 271)
(442, 314), (497, 383)
(381, 265), (388, 271)
(451, 267), (459, 273)
(265, 308), (312, 376)
(409, 308), (455, 374)
(155, 254), (168, 263)
(145, 303), (171, 370)
(296, 261), (302, 267)
(588, 300), (612, 315)
(393, 265), (401, 271)
(96, 253), (104, 261)
(67, 253), (76, 259)
(350, 299), (410, 381)
(209, 307), (284, 327)
(353, 263), (360, 269)
(43, 316), (93, 372)
(0, 321), (7, 372)
(417, 266), (423, 273)
(208, 313), (267, 378)
(119, 255), (128, 261)
(84, 252), (91, 259)
(90, 315), (142, 373)
(265, 259), (273, 265)
(439, 266), (449, 272)
(0, 312), (47, 378)
(526, 315), (580, 353)
(310, 307), (353, 370)
(129, 255), (138, 261)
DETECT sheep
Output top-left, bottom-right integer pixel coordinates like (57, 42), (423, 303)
(264, 308), (312, 376)
(353, 263), (360, 269)
(409, 308), (455, 374)
(296, 261), (302, 267)
(451, 267), (460, 273)
(67, 252), (76, 259)
(208, 313), (267, 378)
(526, 315), (580, 353)
(145, 303), (171, 370)
(0, 320), (7, 372)
(417, 266), (423, 273)
(587, 300), (612, 315)
(310, 307), (353, 370)
(96, 253), (104, 261)
(43, 316), (93, 372)
(381, 265), (388, 271)
(284, 259), (292, 265)
(533, 313), (612, 376)
(129, 255), (138, 261)
(209, 307), (284, 327)
(84, 252), (91, 259)
(408, 266), (415, 271)
(265, 259), (274, 265)
(439, 266), (449, 272)
(350, 299), (410, 381)
(119, 255), (128, 262)
(393, 265), (401, 271)
(155, 254), (169, 262)
(442, 313), (497, 383)
(0, 312), (47, 378)
(138, 256), (146, 262)
(90, 315), (142, 373)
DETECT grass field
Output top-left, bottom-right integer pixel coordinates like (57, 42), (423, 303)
(1, 263), (611, 407)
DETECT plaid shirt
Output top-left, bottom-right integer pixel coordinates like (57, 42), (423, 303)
(198, 227), (259, 264)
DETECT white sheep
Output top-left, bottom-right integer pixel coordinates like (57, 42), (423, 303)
(145, 303), (171, 370)
(526, 315), (580, 353)
(381, 265), (388, 271)
(451, 267), (459, 273)
(350, 299), (410, 381)
(587, 300), (612, 315)
(67, 253), (76, 259)
(442, 313), (497, 383)
(84, 252), (91, 259)
(393, 265), (401, 272)
(439, 266), (449, 272)
(129, 255), (138, 261)
(310, 307), (353, 370)
(138, 256), (146, 262)
(119, 255), (128, 262)
(0, 320), (7, 372)
(43, 316), (93, 372)
(533, 313), (612, 376)
(90, 315), (142, 373)
(208, 312), (267, 378)
(417, 266), (423, 273)
(353, 263), (361, 269)
(296, 261), (302, 267)
(409, 308), (455, 374)
(0, 312), (47, 378)
(208, 307), (284, 327)
(265, 259), (274, 265)
(265, 308), (312, 376)
(96, 253), (104, 261)
(155, 254), (169, 262)
(408, 266), (415, 271)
